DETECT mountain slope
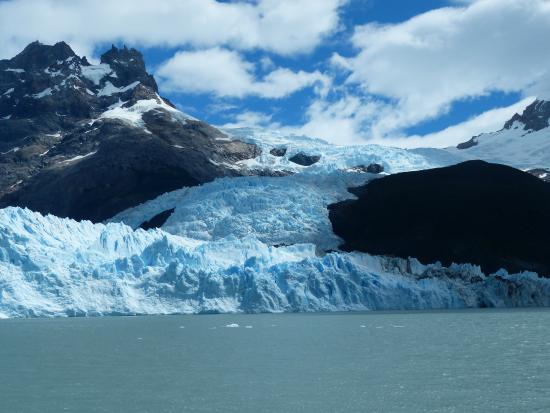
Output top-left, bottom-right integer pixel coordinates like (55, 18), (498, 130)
(329, 161), (550, 276)
(0, 42), (259, 221)
(450, 99), (550, 171)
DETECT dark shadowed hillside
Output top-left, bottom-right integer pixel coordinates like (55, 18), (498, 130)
(329, 161), (550, 276)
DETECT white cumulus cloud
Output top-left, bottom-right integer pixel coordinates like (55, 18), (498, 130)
(338, 0), (550, 137)
(156, 48), (330, 99)
(0, 0), (345, 59)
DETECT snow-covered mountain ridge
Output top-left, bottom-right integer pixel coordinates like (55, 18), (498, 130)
(451, 99), (550, 171)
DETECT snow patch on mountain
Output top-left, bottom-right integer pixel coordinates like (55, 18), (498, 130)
(97, 81), (140, 97)
(96, 95), (193, 128)
(449, 124), (550, 170)
(33, 87), (53, 99)
(80, 63), (113, 85)
(58, 151), (97, 165)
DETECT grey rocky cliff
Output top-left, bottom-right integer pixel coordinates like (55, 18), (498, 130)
(503, 100), (550, 132)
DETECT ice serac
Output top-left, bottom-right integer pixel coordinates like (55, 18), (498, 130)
(329, 161), (550, 276)
(109, 172), (372, 251)
(0, 42), (260, 222)
(1, 206), (550, 318)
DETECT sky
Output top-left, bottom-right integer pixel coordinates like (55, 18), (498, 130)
(0, 0), (548, 148)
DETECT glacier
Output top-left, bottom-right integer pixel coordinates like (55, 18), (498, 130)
(2, 205), (550, 318)
(1, 128), (549, 318)
(223, 127), (463, 174)
(108, 129), (464, 251)
(110, 172), (371, 250)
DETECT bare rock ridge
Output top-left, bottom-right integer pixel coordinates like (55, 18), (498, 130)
(0, 41), (260, 222)
(503, 100), (550, 132)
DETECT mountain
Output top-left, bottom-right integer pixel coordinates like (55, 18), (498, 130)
(329, 160), (550, 276)
(2, 114), (550, 317)
(103, 128), (463, 235)
(2, 41), (550, 318)
(451, 99), (550, 172)
(0, 41), (259, 222)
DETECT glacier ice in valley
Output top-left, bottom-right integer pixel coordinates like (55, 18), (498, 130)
(110, 172), (371, 250)
(223, 127), (463, 174)
(1, 126), (549, 318)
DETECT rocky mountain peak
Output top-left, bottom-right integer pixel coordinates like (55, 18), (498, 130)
(0, 41), (260, 222)
(456, 99), (550, 151)
(0, 41), (161, 122)
(11, 41), (79, 70)
(100, 44), (157, 92)
(503, 99), (550, 131)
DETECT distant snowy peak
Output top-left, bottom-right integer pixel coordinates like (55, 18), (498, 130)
(503, 100), (550, 132)
(456, 99), (550, 151)
(450, 99), (550, 171)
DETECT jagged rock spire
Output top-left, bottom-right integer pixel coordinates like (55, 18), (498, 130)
(504, 99), (550, 131)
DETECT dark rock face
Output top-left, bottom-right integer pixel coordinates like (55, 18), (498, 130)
(456, 137), (478, 150)
(0, 41), (260, 221)
(504, 100), (550, 131)
(366, 163), (384, 174)
(329, 161), (550, 276)
(288, 152), (321, 166)
(100, 45), (158, 92)
(269, 147), (287, 157)
(139, 208), (175, 230)
(347, 163), (385, 174)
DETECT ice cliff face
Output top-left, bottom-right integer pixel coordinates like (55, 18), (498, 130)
(2, 203), (550, 318)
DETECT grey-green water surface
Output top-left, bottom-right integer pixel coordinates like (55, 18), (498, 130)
(1, 309), (549, 413)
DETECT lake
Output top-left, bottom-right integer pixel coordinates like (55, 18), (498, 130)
(1, 309), (549, 412)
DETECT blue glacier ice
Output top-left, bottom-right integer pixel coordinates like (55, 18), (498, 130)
(223, 127), (463, 174)
(1, 128), (548, 318)
(2, 206), (550, 318)
(110, 172), (371, 250)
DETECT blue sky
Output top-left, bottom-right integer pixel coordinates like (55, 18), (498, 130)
(0, 0), (548, 147)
